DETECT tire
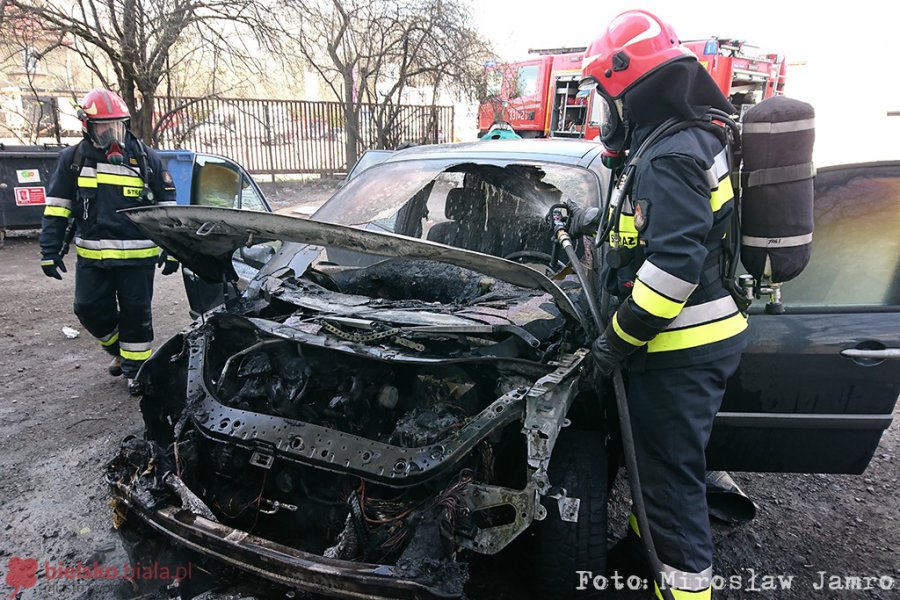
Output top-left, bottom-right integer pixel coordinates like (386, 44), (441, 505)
(531, 429), (608, 599)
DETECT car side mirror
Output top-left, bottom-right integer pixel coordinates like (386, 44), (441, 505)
(240, 243), (276, 269)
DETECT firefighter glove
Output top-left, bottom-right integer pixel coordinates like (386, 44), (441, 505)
(41, 256), (67, 280)
(591, 334), (626, 377)
(158, 251), (179, 276)
(565, 205), (601, 238)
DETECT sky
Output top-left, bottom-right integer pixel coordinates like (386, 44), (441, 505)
(468, 0), (900, 164)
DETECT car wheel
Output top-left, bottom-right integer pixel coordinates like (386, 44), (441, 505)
(532, 429), (608, 599)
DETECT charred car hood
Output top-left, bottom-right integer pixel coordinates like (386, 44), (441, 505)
(123, 206), (583, 322)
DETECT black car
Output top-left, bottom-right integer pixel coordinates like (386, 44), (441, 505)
(106, 140), (900, 599)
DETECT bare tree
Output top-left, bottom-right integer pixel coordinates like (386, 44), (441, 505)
(284, 0), (491, 168)
(3, 0), (276, 144)
(0, 11), (67, 143)
(363, 0), (492, 149)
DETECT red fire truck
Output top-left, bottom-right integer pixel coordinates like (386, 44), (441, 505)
(477, 39), (786, 140)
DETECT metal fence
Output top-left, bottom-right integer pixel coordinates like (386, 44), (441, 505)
(154, 96), (454, 175)
(0, 92), (454, 175)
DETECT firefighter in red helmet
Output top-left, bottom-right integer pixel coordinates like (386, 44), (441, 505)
(39, 88), (178, 395)
(568, 10), (748, 599)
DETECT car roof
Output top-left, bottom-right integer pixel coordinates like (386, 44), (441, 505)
(382, 138), (605, 166)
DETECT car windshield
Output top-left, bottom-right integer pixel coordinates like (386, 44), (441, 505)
(312, 158), (600, 261)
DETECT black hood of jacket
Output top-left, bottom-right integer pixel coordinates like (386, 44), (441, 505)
(623, 58), (734, 128)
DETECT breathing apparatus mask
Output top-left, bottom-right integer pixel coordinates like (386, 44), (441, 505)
(580, 78), (631, 154)
(90, 120), (126, 150)
(598, 95), (630, 153)
(88, 119), (127, 164)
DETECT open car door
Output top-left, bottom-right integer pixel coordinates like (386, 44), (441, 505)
(709, 162), (900, 474)
(161, 152), (276, 317)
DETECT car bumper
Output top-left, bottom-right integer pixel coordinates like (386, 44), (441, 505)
(112, 489), (464, 600)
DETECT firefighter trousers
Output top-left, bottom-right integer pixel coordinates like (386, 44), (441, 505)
(73, 263), (155, 378)
(626, 350), (743, 595)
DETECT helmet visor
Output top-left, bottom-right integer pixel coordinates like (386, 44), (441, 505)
(89, 120), (126, 149)
(599, 96), (623, 140)
(597, 94), (630, 152)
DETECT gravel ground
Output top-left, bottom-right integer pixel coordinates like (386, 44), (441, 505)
(256, 178), (341, 215)
(0, 230), (897, 600)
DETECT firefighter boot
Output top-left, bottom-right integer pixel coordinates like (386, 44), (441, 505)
(108, 355), (123, 377)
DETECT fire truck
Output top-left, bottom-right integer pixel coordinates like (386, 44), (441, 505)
(477, 39), (786, 140)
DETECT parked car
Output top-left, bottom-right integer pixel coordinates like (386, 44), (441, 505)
(107, 140), (900, 599)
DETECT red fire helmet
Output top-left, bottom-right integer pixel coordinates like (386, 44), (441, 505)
(77, 88), (130, 132)
(580, 10), (695, 99)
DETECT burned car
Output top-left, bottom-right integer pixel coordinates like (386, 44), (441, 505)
(107, 141), (900, 599)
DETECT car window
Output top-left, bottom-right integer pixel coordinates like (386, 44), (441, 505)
(240, 177), (267, 211)
(193, 157), (238, 208)
(780, 172), (900, 307)
(316, 161), (599, 262)
(513, 65), (539, 98)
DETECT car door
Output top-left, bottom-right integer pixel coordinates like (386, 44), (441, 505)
(503, 60), (545, 133)
(708, 162), (900, 474)
(174, 154), (277, 317)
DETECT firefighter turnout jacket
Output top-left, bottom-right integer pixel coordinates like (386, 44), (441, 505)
(39, 134), (176, 265)
(604, 123), (748, 369)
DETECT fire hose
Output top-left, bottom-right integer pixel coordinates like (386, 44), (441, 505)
(548, 204), (677, 600)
